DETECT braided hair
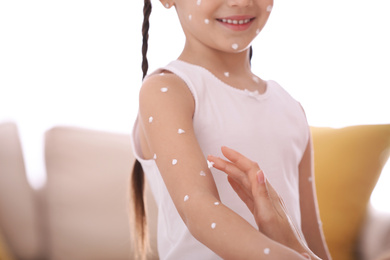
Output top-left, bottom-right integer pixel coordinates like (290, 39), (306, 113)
(131, 1), (151, 259)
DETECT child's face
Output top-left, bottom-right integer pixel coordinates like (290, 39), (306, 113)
(171, 0), (273, 54)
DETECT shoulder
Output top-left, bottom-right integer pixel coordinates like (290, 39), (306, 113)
(268, 80), (301, 106)
(139, 72), (195, 119)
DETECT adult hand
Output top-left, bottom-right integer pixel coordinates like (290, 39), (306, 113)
(208, 146), (319, 260)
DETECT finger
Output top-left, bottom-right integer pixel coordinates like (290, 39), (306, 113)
(227, 176), (254, 213)
(208, 154), (252, 193)
(251, 170), (275, 216)
(207, 154), (229, 172)
(221, 146), (261, 174)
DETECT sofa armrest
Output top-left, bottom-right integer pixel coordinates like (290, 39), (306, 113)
(44, 126), (158, 260)
(0, 122), (43, 260)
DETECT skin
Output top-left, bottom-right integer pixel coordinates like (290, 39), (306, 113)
(138, 0), (331, 258)
(208, 146), (331, 259)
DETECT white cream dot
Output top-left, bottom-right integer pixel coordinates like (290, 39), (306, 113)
(252, 76), (260, 83)
(267, 5), (273, 12)
(172, 159), (178, 165)
(178, 129), (186, 134)
(184, 195), (189, 202)
(207, 160), (214, 169)
(196, 0), (201, 6)
(232, 43), (238, 50)
(200, 170), (206, 176)
(256, 28), (261, 34)
(211, 223), (216, 229)
(224, 72), (230, 77)
(308, 177), (313, 182)
(165, 3), (169, 8)
(204, 19), (209, 24)
(189, 14), (192, 20)
(149, 116), (153, 123)
(153, 154), (157, 160)
(214, 202), (220, 206)
(264, 248), (270, 254)
(161, 87), (168, 93)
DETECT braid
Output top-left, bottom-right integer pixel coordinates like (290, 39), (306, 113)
(249, 45), (253, 65)
(142, 0), (152, 79)
(130, 1), (152, 259)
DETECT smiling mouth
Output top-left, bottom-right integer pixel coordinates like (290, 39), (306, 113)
(217, 17), (255, 25)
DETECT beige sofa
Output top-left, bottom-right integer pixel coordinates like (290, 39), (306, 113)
(0, 121), (389, 260)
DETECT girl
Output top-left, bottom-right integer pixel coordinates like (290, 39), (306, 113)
(131, 0), (331, 259)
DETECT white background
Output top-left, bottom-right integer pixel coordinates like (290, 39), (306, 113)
(0, 0), (389, 212)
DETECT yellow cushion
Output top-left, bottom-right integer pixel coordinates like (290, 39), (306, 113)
(311, 125), (390, 260)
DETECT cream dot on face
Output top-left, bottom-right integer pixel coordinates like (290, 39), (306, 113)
(178, 128), (186, 134)
(211, 223), (216, 229)
(204, 19), (209, 24)
(256, 28), (261, 35)
(252, 76), (260, 83)
(200, 170), (206, 176)
(161, 87), (168, 92)
(264, 248), (270, 254)
(184, 195), (189, 202)
(172, 159), (178, 165)
(149, 116), (153, 123)
(214, 202), (220, 206)
(196, 0), (201, 6)
(189, 14), (192, 21)
(232, 43), (238, 50)
(224, 72), (230, 77)
(153, 153), (157, 160)
(267, 5), (273, 12)
(308, 177), (313, 182)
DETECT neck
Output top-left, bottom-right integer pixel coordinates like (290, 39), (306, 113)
(178, 40), (252, 76)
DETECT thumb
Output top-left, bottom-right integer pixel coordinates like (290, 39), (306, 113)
(252, 170), (274, 212)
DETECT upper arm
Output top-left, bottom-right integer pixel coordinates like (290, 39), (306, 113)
(138, 73), (219, 222)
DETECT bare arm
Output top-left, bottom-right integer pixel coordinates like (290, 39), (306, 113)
(299, 134), (332, 260)
(138, 73), (309, 259)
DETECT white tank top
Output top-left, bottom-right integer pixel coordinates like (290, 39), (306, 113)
(131, 60), (310, 260)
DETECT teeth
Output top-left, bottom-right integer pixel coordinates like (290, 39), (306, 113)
(221, 18), (251, 25)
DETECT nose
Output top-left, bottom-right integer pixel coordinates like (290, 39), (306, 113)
(227, 0), (252, 7)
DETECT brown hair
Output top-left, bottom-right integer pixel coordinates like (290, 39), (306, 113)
(130, 0), (151, 259)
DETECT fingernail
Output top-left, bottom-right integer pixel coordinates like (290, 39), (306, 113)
(301, 252), (311, 259)
(257, 170), (265, 184)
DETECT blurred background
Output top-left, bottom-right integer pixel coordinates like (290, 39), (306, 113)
(0, 0), (389, 213)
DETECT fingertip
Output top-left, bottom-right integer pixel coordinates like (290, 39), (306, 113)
(220, 146), (230, 154)
(256, 170), (265, 184)
(221, 146), (238, 161)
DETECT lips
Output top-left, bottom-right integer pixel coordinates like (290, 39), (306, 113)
(216, 16), (255, 31)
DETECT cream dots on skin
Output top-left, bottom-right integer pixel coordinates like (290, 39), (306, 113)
(133, 0), (331, 258)
(173, 0), (274, 55)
